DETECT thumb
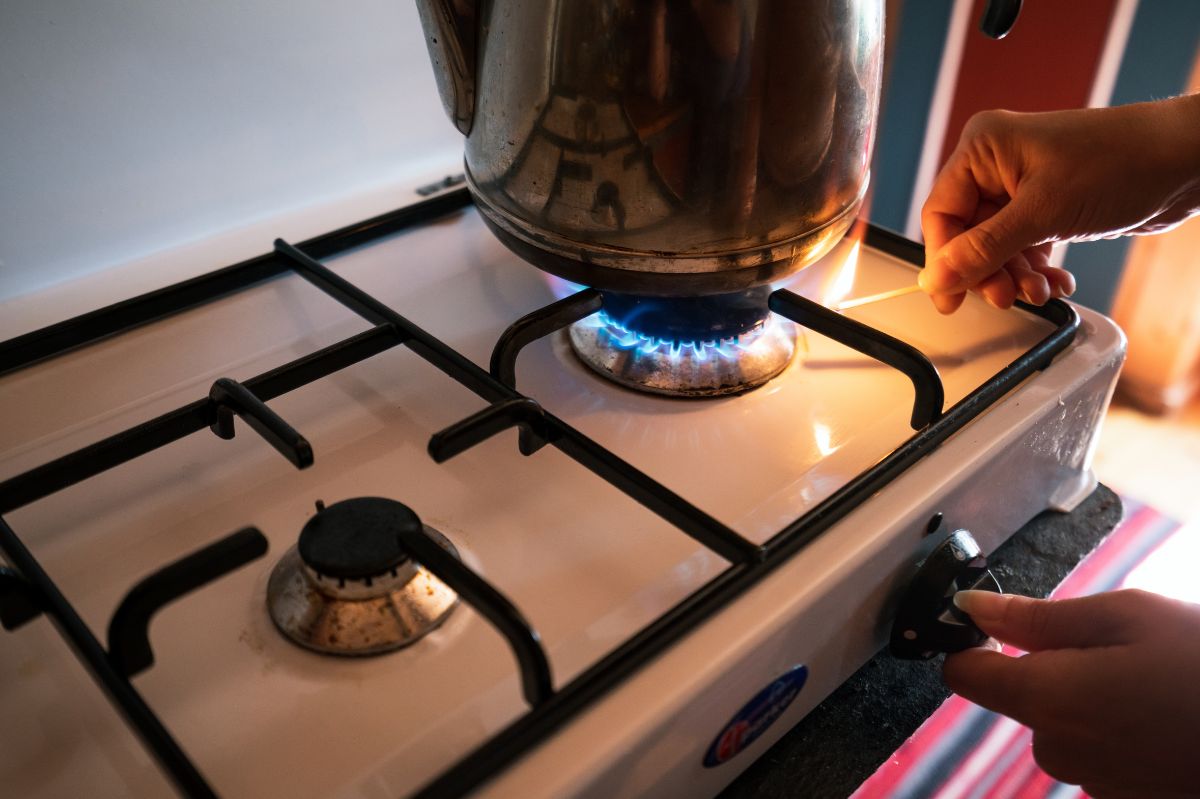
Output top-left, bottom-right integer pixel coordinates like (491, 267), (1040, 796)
(919, 199), (1044, 293)
(953, 590), (1138, 652)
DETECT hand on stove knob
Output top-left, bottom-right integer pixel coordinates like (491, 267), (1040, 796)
(918, 94), (1200, 313)
(942, 588), (1200, 797)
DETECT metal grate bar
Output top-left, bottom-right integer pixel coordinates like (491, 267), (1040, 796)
(107, 528), (270, 678)
(275, 239), (761, 565)
(208, 378), (314, 469)
(0, 325), (401, 514)
(490, 289), (604, 389)
(0, 516), (218, 798)
(768, 288), (945, 430)
(0, 189), (472, 378)
(274, 238), (507, 403)
(395, 521), (554, 707)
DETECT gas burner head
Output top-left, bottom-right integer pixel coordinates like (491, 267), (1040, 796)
(267, 497), (459, 656)
(568, 288), (798, 397)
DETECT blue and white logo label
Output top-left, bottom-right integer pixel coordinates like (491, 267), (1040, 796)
(703, 665), (808, 767)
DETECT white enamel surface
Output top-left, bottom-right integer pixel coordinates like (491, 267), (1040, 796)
(481, 305), (1124, 799)
(0, 204), (1117, 798)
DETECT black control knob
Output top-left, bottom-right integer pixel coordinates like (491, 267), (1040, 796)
(298, 497), (420, 581)
(980, 0), (1022, 39)
(890, 529), (1001, 660)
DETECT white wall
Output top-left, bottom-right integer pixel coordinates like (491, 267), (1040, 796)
(0, 1), (460, 301)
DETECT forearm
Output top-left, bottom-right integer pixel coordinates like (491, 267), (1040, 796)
(1143, 93), (1200, 217)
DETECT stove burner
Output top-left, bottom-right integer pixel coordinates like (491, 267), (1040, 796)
(267, 497), (459, 656)
(568, 288), (798, 397)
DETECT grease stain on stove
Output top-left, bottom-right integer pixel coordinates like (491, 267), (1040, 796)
(238, 627), (265, 656)
(238, 623), (282, 679)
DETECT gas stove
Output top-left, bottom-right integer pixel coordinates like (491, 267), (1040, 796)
(0, 185), (1123, 798)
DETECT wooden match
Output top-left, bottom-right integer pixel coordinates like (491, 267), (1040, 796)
(834, 284), (923, 311)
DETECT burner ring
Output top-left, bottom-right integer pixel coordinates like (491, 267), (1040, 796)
(566, 288), (799, 397)
(268, 498), (460, 656)
(568, 307), (798, 397)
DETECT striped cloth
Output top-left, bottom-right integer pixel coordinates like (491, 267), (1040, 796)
(851, 501), (1182, 799)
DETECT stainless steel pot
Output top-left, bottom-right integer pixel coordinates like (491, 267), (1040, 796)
(418, 0), (883, 295)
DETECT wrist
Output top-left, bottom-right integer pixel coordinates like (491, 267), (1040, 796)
(1179, 94), (1200, 212)
(1158, 93), (1200, 210)
(1124, 94), (1200, 218)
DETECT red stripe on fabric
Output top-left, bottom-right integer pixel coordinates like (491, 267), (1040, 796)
(1015, 765), (1057, 799)
(1056, 505), (1179, 598)
(983, 745), (1039, 799)
(1116, 528), (1180, 589)
(852, 698), (978, 797)
(972, 726), (1035, 798)
(1052, 505), (1158, 596)
(929, 718), (1026, 799)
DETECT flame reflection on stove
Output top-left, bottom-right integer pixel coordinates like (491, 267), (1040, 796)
(813, 421), (839, 457)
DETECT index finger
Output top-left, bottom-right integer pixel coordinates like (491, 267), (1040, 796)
(921, 150), (980, 254)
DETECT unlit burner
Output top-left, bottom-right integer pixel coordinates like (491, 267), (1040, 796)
(267, 497), (459, 656)
(568, 287), (798, 397)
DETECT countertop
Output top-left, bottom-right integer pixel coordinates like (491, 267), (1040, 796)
(720, 484), (1124, 799)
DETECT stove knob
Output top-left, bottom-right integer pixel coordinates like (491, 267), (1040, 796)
(889, 529), (1001, 660)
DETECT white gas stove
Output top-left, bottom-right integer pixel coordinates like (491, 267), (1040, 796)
(0, 181), (1123, 798)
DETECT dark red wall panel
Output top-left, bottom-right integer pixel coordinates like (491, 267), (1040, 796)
(938, 0), (1119, 165)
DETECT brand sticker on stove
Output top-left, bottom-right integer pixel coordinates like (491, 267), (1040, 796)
(703, 664), (808, 767)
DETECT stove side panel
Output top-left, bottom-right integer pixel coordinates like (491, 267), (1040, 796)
(468, 306), (1125, 799)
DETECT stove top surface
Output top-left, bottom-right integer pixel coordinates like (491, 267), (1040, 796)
(0, 202), (1082, 798)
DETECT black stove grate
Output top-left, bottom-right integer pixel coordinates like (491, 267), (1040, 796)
(0, 187), (1079, 799)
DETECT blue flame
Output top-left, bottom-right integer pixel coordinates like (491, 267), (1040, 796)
(582, 310), (758, 362)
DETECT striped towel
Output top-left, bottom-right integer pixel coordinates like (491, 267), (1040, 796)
(852, 501), (1182, 799)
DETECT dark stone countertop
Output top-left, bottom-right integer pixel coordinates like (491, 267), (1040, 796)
(719, 484), (1123, 799)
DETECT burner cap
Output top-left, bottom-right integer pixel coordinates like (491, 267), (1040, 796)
(298, 497), (416, 580)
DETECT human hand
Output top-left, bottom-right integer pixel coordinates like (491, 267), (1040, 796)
(919, 95), (1200, 313)
(943, 589), (1200, 798)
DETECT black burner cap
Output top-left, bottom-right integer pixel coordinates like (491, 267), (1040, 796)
(298, 497), (421, 580)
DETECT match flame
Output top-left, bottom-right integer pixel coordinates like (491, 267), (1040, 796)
(820, 238), (861, 308)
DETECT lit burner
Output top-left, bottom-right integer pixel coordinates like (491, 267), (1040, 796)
(568, 288), (798, 397)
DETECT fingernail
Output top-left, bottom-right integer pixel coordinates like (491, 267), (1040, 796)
(953, 590), (1010, 623)
(982, 637), (1003, 652)
(918, 263), (968, 293)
